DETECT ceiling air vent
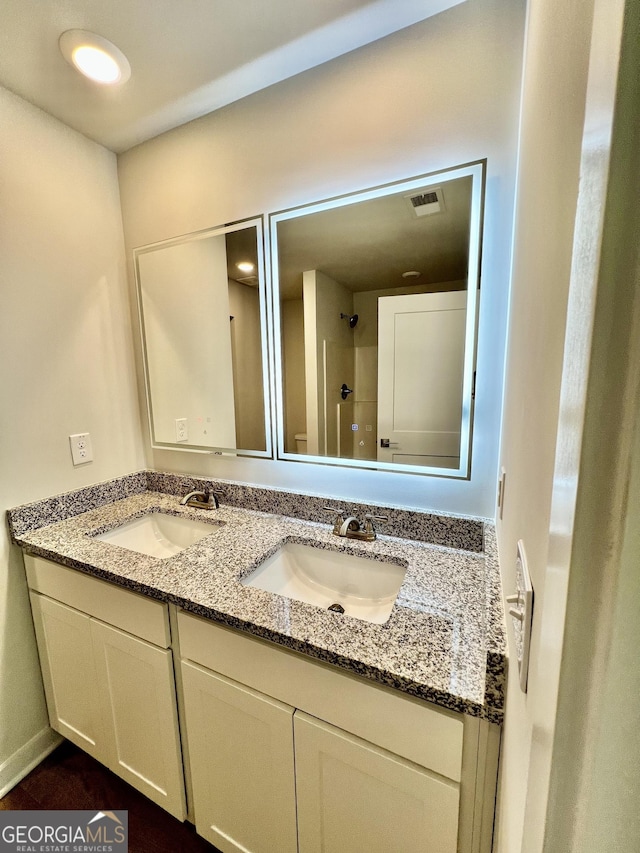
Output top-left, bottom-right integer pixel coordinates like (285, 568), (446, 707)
(405, 186), (445, 217)
(234, 274), (259, 287)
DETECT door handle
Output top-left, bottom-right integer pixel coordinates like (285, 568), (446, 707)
(380, 438), (399, 448)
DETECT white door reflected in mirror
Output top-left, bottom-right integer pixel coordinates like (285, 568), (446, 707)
(377, 290), (466, 468)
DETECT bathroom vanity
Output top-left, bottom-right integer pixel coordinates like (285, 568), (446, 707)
(8, 472), (506, 853)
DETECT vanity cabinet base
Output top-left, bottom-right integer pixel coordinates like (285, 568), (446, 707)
(26, 557), (186, 821)
(23, 554), (500, 853)
(178, 611), (500, 853)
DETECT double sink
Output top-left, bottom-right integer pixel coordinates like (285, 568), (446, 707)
(94, 511), (406, 625)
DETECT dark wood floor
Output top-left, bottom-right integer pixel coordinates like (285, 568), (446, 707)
(0, 741), (219, 852)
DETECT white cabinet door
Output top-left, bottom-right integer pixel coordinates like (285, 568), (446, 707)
(294, 712), (459, 853)
(181, 660), (298, 853)
(91, 620), (186, 820)
(30, 592), (105, 759)
(30, 590), (185, 820)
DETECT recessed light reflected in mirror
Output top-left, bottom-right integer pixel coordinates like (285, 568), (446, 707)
(237, 261), (255, 274)
(59, 30), (131, 86)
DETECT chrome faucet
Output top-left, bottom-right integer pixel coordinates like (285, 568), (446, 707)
(180, 487), (223, 510)
(324, 507), (387, 541)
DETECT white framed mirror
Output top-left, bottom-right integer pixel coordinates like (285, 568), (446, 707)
(270, 161), (485, 477)
(134, 217), (271, 456)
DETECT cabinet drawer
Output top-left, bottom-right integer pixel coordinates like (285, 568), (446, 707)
(178, 611), (463, 782)
(25, 555), (170, 648)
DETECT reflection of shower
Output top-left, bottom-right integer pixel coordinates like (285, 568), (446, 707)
(340, 312), (359, 328)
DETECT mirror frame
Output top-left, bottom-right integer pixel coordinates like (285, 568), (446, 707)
(269, 161), (485, 478)
(133, 216), (273, 458)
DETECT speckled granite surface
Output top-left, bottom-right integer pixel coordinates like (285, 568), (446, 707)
(8, 485), (507, 724)
(146, 471), (486, 552)
(7, 471), (147, 539)
(8, 470), (485, 552)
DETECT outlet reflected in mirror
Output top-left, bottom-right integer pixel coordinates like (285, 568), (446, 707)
(270, 162), (484, 478)
(134, 218), (271, 456)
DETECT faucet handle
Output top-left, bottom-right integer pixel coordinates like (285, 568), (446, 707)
(323, 506), (346, 535)
(363, 514), (388, 536)
(204, 487), (224, 508)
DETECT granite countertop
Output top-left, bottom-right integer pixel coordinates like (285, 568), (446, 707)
(10, 488), (506, 724)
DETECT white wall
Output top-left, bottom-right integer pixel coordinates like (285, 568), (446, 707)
(493, 0), (627, 849)
(526, 0), (637, 848)
(0, 86), (145, 793)
(118, 0), (526, 518)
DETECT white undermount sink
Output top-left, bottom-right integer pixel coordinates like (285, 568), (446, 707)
(242, 542), (406, 624)
(94, 512), (220, 559)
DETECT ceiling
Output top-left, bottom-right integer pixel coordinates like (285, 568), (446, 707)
(275, 175), (472, 300)
(0, 0), (464, 153)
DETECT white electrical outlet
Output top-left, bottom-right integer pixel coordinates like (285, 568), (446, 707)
(175, 418), (188, 442)
(69, 433), (93, 465)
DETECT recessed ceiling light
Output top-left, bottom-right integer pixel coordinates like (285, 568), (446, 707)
(236, 261), (255, 274)
(402, 270), (421, 279)
(59, 30), (131, 85)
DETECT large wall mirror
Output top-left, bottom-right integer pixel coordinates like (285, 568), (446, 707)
(134, 218), (271, 456)
(270, 161), (484, 477)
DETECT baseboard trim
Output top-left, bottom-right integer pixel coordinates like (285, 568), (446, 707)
(0, 727), (63, 799)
